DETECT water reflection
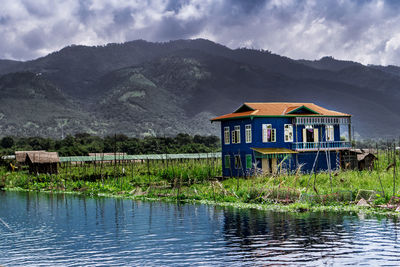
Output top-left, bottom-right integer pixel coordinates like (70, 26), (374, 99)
(221, 208), (400, 265)
(1, 191), (400, 266)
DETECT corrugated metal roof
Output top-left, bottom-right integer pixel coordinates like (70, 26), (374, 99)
(211, 102), (351, 121)
(88, 153), (127, 157)
(251, 148), (297, 154)
(59, 152), (221, 162)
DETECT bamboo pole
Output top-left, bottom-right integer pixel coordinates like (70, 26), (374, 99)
(376, 142), (385, 197)
(394, 144), (397, 197)
(306, 148), (321, 193)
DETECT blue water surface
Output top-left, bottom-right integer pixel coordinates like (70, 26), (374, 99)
(0, 191), (400, 266)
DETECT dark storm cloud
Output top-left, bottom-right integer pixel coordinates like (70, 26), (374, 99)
(228, 0), (269, 14)
(1, 0), (400, 65)
(22, 28), (46, 50)
(0, 16), (10, 25)
(113, 8), (134, 25)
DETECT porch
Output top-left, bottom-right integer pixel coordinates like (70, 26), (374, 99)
(292, 141), (352, 151)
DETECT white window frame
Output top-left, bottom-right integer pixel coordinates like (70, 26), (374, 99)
(284, 124), (293, 142)
(326, 125), (334, 141)
(245, 124), (252, 143)
(262, 124), (276, 143)
(235, 126), (241, 144)
(232, 125), (241, 144)
(224, 126), (230, 145)
(303, 125), (319, 143)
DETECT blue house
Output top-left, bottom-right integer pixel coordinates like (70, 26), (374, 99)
(211, 102), (352, 176)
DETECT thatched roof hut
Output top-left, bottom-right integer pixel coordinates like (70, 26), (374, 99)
(27, 152), (59, 163)
(15, 150), (45, 164)
(26, 151), (60, 174)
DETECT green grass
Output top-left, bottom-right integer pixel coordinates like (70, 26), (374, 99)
(2, 153), (400, 216)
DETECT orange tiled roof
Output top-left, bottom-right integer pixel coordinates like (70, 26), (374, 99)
(211, 102), (351, 121)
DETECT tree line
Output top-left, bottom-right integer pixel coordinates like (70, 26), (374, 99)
(0, 133), (220, 156)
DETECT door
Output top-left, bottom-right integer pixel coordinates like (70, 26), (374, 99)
(262, 158), (278, 175)
(262, 158), (270, 174)
(271, 158), (277, 174)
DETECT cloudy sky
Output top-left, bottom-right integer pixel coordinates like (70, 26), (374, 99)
(1, 0), (400, 65)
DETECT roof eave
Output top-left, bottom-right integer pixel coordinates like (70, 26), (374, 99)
(211, 114), (351, 121)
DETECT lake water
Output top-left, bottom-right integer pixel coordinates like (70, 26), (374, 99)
(1, 191), (400, 266)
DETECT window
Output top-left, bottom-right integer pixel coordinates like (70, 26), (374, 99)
(224, 127), (230, 145)
(262, 124), (276, 142)
(245, 124), (252, 143)
(234, 155), (242, 169)
(326, 125), (334, 141)
(232, 125), (241, 144)
(303, 125), (319, 143)
(284, 124), (293, 142)
(245, 154), (252, 169)
(224, 155), (230, 169)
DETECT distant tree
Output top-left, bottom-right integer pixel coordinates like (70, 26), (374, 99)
(0, 136), (14, 149)
(0, 133), (220, 156)
(176, 133), (192, 146)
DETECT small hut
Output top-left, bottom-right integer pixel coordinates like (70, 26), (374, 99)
(341, 149), (377, 171)
(357, 152), (377, 171)
(340, 150), (359, 170)
(15, 150), (45, 165)
(26, 151), (60, 174)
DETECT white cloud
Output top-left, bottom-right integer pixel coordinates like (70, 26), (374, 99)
(1, 0), (400, 65)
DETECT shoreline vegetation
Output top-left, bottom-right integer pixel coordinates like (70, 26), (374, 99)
(1, 134), (400, 216)
(2, 150), (400, 217)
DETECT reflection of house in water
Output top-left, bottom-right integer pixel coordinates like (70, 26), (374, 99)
(221, 208), (354, 260)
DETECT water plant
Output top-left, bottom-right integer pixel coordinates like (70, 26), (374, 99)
(2, 150), (400, 215)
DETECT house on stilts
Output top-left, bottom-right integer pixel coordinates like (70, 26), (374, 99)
(211, 102), (352, 177)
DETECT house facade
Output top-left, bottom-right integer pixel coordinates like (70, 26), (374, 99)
(211, 103), (352, 177)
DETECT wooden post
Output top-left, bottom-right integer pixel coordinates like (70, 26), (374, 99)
(131, 159), (134, 181)
(114, 133), (117, 180)
(394, 145), (397, 197)
(325, 149), (332, 193)
(295, 118), (299, 168)
(176, 174), (182, 202)
(148, 159), (151, 186)
(228, 153), (233, 178)
(376, 142), (385, 197)
(236, 153), (240, 191)
(94, 154), (96, 175)
(348, 118), (352, 144)
(306, 147), (321, 193)
(100, 155), (104, 185)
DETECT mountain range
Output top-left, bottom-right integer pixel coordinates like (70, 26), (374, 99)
(0, 39), (399, 139)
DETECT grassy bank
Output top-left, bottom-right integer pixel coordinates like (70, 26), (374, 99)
(1, 155), (400, 216)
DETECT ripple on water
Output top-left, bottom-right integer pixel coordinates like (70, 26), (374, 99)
(1, 192), (400, 266)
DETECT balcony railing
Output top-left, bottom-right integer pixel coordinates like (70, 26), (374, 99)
(292, 141), (352, 151)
